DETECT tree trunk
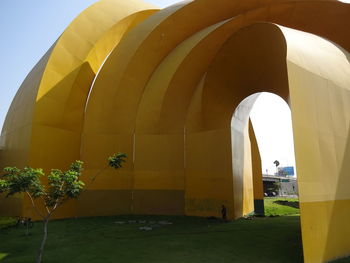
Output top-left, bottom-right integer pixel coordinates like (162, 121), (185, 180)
(36, 217), (50, 263)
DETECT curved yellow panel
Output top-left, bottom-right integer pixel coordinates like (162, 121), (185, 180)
(85, 9), (159, 73)
(82, 0), (349, 219)
(0, 0), (157, 219)
(187, 22), (349, 263)
(131, 23), (226, 214)
(84, 0), (347, 136)
(1, 0), (350, 262)
(283, 26), (350, 263)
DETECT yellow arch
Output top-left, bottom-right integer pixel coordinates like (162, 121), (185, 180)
(82, 0), (349, 218)
(0, 0), (158, 218)
(1, 1), (350, 262)
(186, 22), (350, 263)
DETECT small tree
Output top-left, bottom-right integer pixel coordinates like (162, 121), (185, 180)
(0, 153), (126, 263)
(0, 161), (84, 263)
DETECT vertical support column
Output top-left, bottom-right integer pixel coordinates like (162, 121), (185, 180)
(288, 59), (350, 263)
(249, 120), (265, 216)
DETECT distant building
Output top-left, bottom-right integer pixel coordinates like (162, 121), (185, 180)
(262, 174), (298, 196)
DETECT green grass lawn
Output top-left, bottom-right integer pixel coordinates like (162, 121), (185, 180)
(264, 197), (300, 216)
(0, 218), (17, 230)
(0, 198), (348, 263)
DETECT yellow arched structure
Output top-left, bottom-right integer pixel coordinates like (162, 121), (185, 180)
(0, 0), (349, 262)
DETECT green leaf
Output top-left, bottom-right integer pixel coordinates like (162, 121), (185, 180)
(108, 153), (127, 169)
(1, 166), (44, 198)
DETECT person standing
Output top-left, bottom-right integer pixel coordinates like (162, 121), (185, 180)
(221, 205), (227, 220)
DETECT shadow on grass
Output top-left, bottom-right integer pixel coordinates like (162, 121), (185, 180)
(333, 256), (350, 263)
(274, 200), (299, 209)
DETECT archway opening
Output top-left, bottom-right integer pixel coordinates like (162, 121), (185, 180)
(231, 92), (299, 217)
(250, 92), (299, 216)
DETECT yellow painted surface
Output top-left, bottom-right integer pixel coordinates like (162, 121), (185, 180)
(185, 128), (235, 218)
(300, 200), (350, 263)
(0, 0), (350, 262)
(77, 190), (132, 217)
(0, 0), (157, 219)
(249, 121), (264, 201)
(0, 194), (22, 216)
(242, 123), (254, 216)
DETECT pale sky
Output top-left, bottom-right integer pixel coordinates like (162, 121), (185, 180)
(1, 0), (348, 173)
(250, 93), (296, 175)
